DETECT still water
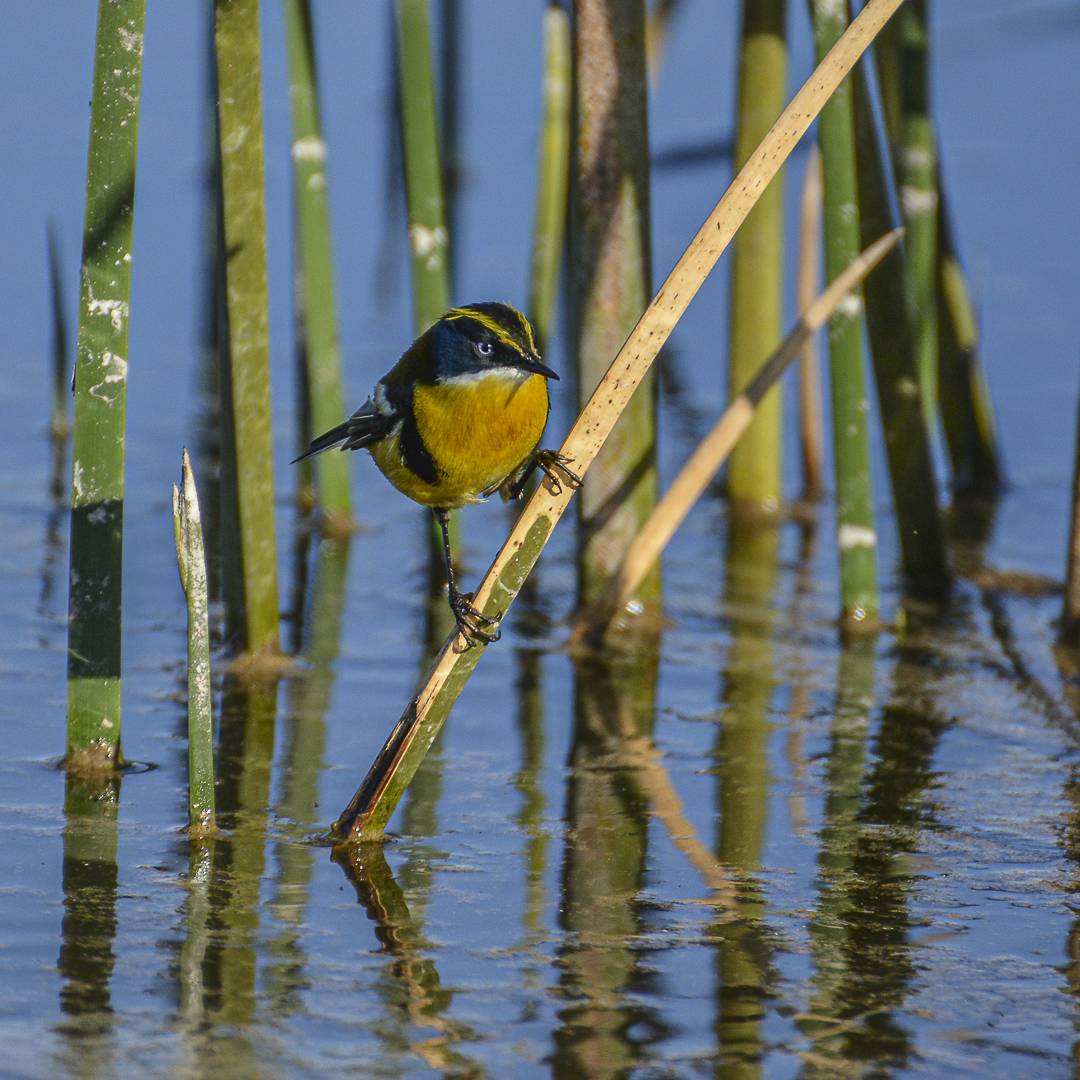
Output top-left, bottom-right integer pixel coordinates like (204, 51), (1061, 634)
(3, 2), (1080, 1076)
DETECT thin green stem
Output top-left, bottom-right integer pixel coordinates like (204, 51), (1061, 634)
(895, 0), (938, 427)
(215, 0), (280, 656)
(66, 0), (145, 768)
(527, 3), (571, 355)
(727, 0), (787, 510)
(853, 56), (949, 597)
(811, 0), (878, 627)
(395, 0), (458, 570)
(284, 0), (353, 524)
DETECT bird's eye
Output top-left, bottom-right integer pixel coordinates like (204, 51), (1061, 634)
(474, 340), (494, 358)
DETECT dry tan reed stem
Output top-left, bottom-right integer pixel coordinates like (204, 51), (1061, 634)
(331, 0), (905, 843)
(798, 144), (825, 498)
(574, 229), (901, 641)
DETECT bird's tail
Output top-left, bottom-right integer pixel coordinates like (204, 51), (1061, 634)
(292, 420), (352, 463)
(291, 402), (391, 464)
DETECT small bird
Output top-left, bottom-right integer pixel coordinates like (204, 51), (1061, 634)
(295, 302), (577, 644)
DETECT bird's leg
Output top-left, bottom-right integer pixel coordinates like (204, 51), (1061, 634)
(506, 449), (583, 500)
(433, 507), (501, 645)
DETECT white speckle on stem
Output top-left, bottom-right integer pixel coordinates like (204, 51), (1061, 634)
(836, 293), (862, 320)
(117, 25), (143, 55)
(409, 224), (448, 271)
(306, 171), (326, 192)
(901, 185), (938, 217)
(292, 135), (326, 163)
(88, 298), (129, 331)
(222, 126), (249, 154)
(73, 461), (85, 499)
(838, 524), (877, 550)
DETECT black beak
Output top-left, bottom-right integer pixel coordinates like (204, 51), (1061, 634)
(518, 353), (559, 380)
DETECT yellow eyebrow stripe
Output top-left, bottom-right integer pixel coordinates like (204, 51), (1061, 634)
(514, 307), (537, 355)
(444, 306), (527, 356)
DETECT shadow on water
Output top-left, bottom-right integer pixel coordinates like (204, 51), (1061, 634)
(55, 772), (121, 1079)
(797, 616), (956, 1075)
(177, 681), (278, 1031)
(551, 641), (669, 1074)
(266, 536), (352, 1012)
(712, 516), (779, 1077)
(333, 843), (482, 1075)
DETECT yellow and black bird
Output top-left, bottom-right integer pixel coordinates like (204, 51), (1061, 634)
(295, 302), (576, 644)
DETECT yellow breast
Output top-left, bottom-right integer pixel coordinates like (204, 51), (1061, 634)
(373, 371), (549, 508)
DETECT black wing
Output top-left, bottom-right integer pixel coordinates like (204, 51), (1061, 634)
(292, 391), (397, 463)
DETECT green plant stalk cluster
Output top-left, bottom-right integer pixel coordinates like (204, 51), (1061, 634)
(215, 0), (280, 655)
(571, 0), (659, 615)
(66, 0), (146, 766)
(726, 0), (787, 509)
(852, 60), (949, 596)
(284, 0), (352, 522)
(527, 4), (571, 354)
(811, 0), (878, 625)
(395, 0), (458, 574)
(174, 451), (216, 834)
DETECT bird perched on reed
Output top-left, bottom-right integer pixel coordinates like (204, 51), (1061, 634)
(295, 302), (577, 644)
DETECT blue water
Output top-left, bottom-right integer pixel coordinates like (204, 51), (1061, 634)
(2, 2), (1080, 1076)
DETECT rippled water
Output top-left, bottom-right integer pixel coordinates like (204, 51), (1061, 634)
(2, 2), (1079, 1077)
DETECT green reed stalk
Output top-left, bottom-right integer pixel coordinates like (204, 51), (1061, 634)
(894, 0), (938, 427)
(852, 58), (949, 596)
(173, 450), (217, 835)
(395, 0), (458, 569)
(937, 188), (1003, 496)
(47, 223), (70, 441)
(726, 0), (787, 510)
(66, 0), (145, 769)
(811, 0), (878, 628)
(571, 0), (658, 616)
(284, 0), (353, 527)
(215, 0), (280, 657)
(396, 0), (450, 331)
(527, 3), (571, 354)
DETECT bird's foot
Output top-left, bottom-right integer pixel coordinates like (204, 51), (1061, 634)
(536, 449), (582, 496)
(450, 589), (502, 646)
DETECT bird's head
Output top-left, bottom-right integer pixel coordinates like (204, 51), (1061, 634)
(432, 303), (558, 383)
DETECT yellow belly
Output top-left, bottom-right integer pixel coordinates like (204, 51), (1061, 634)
(371, 372), (549, 508)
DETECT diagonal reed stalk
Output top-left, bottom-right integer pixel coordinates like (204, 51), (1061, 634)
(173, 450), (217, 835)
(811, 0), (878, 629)
(329, 0), (906, 845)
(395, 0), (459, 580)
(527, 3), (571, 355)
(573, 229), (901, 641)
(66, 0), (145, 770)
(284, 0), (353, 528)
(726, 0), (788, 510)
(215, 0), (280, 659)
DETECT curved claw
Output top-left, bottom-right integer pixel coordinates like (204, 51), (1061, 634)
(536, 449), (582, 496)
(450, 590), (503, 646)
